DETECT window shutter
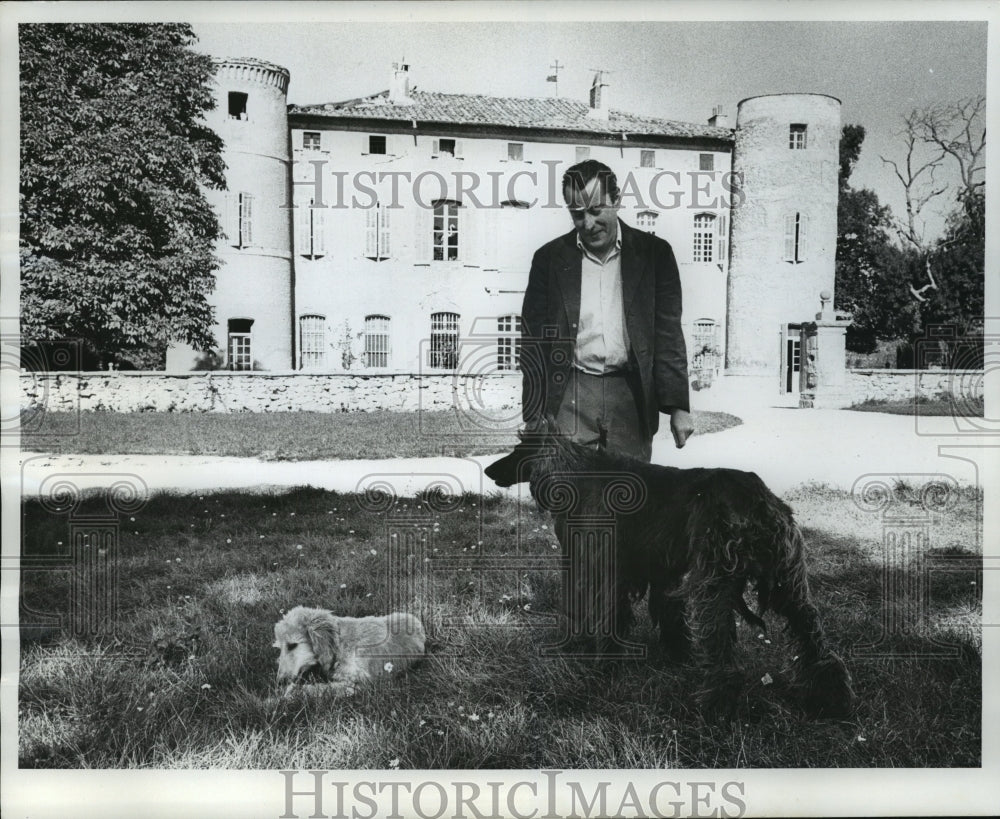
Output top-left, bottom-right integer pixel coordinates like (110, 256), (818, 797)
(415, 202), (431, 263)
(783, 213), (796, 262)
(797, 213), (808, 262)
(241, 193), (254, 247)
(716, 213), (728, 265)
(365, 206), (378, 258)
(295, 204), (311, 256)
(465, 205), (481, 267)
(379, 204), (391, 258)
(313, 207), (326, 256)
(454, 140), (464, 158)
(225, 193), (239, 247)
(453, 204), (463, 262)
(431, 139), (440, 157)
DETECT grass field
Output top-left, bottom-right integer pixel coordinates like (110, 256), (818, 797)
(19, 481), (981, 769)
(848, 395), (985, 416)
(22, 409), (743, 460)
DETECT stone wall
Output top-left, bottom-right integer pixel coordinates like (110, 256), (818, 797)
(846, 369), (984, 404)
(20, 372), (522, 414)
(19, 369), (984, 415)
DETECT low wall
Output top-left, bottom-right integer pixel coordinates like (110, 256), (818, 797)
(19, 371), (522, 414)
(846, 369), (983, 404)
(19, 368), (985, 415)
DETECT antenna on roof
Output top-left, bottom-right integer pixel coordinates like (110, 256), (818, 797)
(547, 59), (563, 98)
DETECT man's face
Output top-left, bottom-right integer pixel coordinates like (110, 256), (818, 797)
(565, 177), (619, 258)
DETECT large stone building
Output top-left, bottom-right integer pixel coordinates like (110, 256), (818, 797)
(167, 58), (841, 402)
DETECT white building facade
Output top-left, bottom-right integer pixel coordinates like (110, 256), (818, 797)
(167, 59), (840, 401)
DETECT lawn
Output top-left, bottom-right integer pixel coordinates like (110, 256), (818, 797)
(848, 395), (985, 416)
(22, 409), (743, 460)
(19, 481), (981, 769)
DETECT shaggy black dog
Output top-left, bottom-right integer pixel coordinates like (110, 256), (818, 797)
(485, 421), (855, 719)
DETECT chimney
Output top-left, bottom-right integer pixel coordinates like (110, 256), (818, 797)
(587, 71), (609, 120)
(389, 61), (413, 105)
(708, 105), (729, 128)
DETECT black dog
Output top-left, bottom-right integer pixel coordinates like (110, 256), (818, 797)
(485, 420), (855, 719)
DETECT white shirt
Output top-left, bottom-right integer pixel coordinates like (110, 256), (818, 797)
(574, 224), (630, 374)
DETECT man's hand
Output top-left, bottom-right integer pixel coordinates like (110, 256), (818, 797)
(670, 408), (694, 448)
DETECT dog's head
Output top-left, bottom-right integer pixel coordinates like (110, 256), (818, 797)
(485, 415), (591, 490)
(273, 606), (340, 684)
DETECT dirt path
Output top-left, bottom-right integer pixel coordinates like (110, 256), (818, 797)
(14, 408), (988, 499)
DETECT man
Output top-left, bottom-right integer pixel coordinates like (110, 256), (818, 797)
(520, 159), (694, 462)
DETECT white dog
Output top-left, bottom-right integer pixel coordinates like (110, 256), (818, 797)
(273, 606), (425, 697)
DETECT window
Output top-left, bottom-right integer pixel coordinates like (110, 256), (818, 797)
(368, 135), (387, 155)
(364, 315), (391, 368)
(576, 146), (591, 163)
(226, 192), (255, 248)
(432, 200), (461, 261)
(507, 142), (524, 161)
(432, 138), (462, 158)
(789, 124), (807, 150)
(636, 210), (658, 235)
(364, 201), (392, 261)
(497, 315), (522, 371)
(640, 150), (656, 168)
(783, 212), (808, 262)
(699, 153), (714, 171)
(429, 312), (460, 369)
(692, 213), (716, 263)
(303, 131), (321, 150)
(228, 92), (248, 120)
(691, 319), (719, 372)
(295, 201), (326, 258)
(299, 315), (325, 369)
(227, 319), (253, 370)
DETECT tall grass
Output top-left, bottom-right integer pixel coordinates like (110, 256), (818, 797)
(18, 482), (981, 769)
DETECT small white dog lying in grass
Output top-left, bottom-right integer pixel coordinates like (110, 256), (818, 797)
(274, 606), (425, 697)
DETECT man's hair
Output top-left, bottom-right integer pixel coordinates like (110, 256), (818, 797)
(562, 159), (620, 206)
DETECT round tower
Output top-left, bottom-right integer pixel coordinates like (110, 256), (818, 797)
(202, 58), (293, 371)
(725, 94), (841, 385)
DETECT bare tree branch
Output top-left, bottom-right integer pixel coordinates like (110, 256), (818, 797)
(910, 95), (986, 197)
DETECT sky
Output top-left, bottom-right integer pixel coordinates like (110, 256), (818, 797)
(189, 18), (987, 242)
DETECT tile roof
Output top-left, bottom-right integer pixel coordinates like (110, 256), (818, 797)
(289, 90), (733, 141)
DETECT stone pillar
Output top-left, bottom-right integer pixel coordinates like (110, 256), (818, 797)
(799, 291), (853, 408)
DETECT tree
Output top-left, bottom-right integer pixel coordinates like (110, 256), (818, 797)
(880, 96), (984, 256)
(840, 99), (986, 361)
(834, 124), (913, 352)
(923, 186), (985, 340)
(20, 24), (226, 368)
(879, 97), (986, 358)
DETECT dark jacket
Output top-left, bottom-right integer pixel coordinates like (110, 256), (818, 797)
(520, 220), (689, 435)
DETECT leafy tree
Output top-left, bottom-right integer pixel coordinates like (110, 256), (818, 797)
(836, 114), (984, 359)
(834, 125), (913, 353)
(20, 24), (225, 368)
(923, 187), (985, 340)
